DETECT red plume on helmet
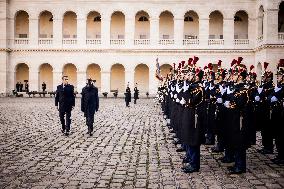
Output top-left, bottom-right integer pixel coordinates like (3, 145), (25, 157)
(204, 66), (208, 70)
(193, 56), (199, 65)
(181, 61), (185, 67)
(264, 62), (269, 70)
(278, 59), (284, 69)
(218, 60), (222, 67)
(237, 57), (243, 65)
(208, 63), (213, 70)
(250, 65), (255, 72)
(231, 59), (237, 67)
(188, 58), (193, 65)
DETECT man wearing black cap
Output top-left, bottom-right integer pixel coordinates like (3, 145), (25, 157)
(81, 79), (99, 136)
(55, 76), (75, 136)
(125, 82), (131, 107)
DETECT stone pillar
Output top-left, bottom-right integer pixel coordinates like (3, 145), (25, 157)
(77, 17), (87, 47)
(199, 18), (209, 48)
(53, 17), (63, 48)
(100, 71), (110, 93)
(6, 69), (14, 94)
(150, 17), (159, 46)
(101, 15), (110, 47)
(149, 69), (158, 95)
(53, 70), (62, 91)
(29, 68), (39, 91)
(174, 17), (184, 46)
(0, 53), (8, 94)
(8, 17), (14, 48)
(248, 18), (256, 47)
(125, 68), (134, 91)
(264, 9), (278, 44)
(223, 17), (234, 47)
(29, 17), (39, 47)
(77, 71), (86, 93)
(125, 16), (135, 47)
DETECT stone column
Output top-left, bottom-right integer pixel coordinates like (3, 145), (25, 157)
(52, 70), (62, 91)
(53, 17), (63, 48)
(150, 17), (159, 46)
(174, 17), (184, 46)
(248, 17), (256, 47)
(223, 17), (234, 47)
(125, 68), (134, 91)
(29, 17), (39, 47)
(149, 69), (158, 95)
(77, 17), (87, 47)
(264, 9), (278, 44)
(100, 71), (110, 93)
(125, 16), (135, 47)
(77, 71), (86, 93)
(199, 18), (209, 48)
(8, 17), (14, 47)
(101, 14), (111, 47)
(29, 68), (39, 91)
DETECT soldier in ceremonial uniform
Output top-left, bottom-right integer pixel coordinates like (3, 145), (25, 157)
(269, 59), (284, 164)
(182, 65), (205, 173)
(42, 82), (47, 92)
(55, 76), (75, 136)
(255, 62), (274, 154)
(81, 79), (99, 136)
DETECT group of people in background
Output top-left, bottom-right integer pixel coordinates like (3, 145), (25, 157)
(15, 81), (46, 93)
(124, 83), (139, 107)
(157, 57), (284, 174)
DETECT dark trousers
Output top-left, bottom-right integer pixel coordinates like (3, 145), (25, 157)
(234, 148), (246, 170)
(186, 145), (200, 170)
(59, 111), (71, 132)
(126, 100), (130, 107)
(134, 99), (137, 104)
(86, 114), (94, 132)
(224, 147), (234, 161)
(261, 128), (274, 151)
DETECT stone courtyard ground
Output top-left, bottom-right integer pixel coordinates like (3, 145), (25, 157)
(0, 98), (283, 189)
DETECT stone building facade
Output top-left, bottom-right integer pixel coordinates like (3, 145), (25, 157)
(0, 0), (283, 95)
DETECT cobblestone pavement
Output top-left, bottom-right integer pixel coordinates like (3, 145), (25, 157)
(0, 98), (283, 189)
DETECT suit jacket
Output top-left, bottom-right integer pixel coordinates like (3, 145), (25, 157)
(81, 85), (99, 117)
(55, 84), (75, 112)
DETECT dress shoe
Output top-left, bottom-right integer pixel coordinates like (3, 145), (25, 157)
(61, 129), (65, 134)
(228, 167), (246, 174)
(204, 139), (214, 145)
(89, 132), (93, 136)
(271, 157), (284, 165)
(65, 132), (69, 136)
(218, 157), (234, 163)
(258, 148), (273, 154)
(182, 165), (199, 173)
(211, 146), (224, 153)
(182, 157), (190, 164)
(176, 147), (185, 152)
(173, 140), (181, 145)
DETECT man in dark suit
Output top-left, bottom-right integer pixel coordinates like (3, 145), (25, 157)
(125, 82), (131, 107)
(81, 79), (99, 136)
(19, 82), (23, 92)
(134, 83), (139, 104)
(55, 76), (75, 136)
(25, 81), (29, 92)
(16, 82), (20, 92)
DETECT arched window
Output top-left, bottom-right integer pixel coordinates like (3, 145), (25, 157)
(138, 16), (149, 22)
(184, 16), (193, 22)
(234, 16), (242, 22)
(94, 16), (101, 22)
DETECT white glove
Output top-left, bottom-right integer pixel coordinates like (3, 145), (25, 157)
(224, 101), (230, 108)
(170, 93), (173, 98)
(217, 98), (223, 104)
(227, 87), (234, 94)
(254, 96), (260, 102)
(174, 94), (177, 99)
(271, 96), (278, 102)
(257, 87), (263, 94)
(176, 98), (180, 103)
(180, 97), (186, 105)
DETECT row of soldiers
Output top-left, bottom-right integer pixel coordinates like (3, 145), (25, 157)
(157, 57), (284, 174)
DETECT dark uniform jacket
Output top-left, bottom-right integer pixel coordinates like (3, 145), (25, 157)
(55, 84), (75, 112)
(134, 87), (139, 99)
(125, 87), (131, 102)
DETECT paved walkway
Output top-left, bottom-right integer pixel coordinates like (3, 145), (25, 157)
(0, 98), (283, 189)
